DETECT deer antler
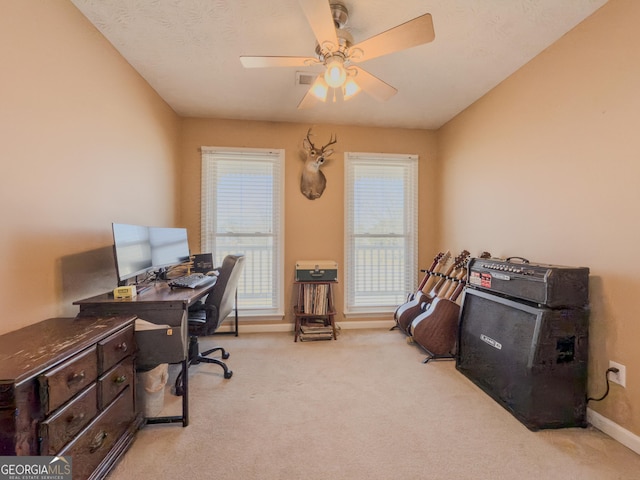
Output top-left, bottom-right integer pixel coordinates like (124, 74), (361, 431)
(306, 128), (316, 151)
(321, 134), (337, 152)
(306, 128), (337, 153)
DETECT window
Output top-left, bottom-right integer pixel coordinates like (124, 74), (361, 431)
(344, 152), (418, 314)
(201, 147), (284, 318)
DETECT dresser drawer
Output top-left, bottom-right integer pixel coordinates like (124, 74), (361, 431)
(39, 383), (98, 455)
(39, 346), (98, 415)
(98, 325), (134, 373)
(60, 386), (135, 480)
(98, 357), (134, 409)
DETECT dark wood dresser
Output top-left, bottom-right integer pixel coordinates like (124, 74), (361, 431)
(0, 315), (142, 480)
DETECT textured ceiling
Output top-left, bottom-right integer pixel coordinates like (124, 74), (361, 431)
(70, 0), (608, 129)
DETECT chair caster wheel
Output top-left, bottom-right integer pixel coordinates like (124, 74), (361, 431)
(222, 352), (230, 360)
(224, 370), (233, 379)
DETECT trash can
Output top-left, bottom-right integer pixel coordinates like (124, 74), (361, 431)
(136, 363), (169, 418)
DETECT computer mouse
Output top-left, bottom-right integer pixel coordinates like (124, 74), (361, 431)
(206, 271), (219, 276)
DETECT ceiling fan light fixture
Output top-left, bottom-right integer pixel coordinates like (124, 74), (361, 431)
(343, 77), (361, 100)
(310, 75), (330, 101)
(324, 56), (347, 88)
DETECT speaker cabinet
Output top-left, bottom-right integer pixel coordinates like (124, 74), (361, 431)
(456, 288), (589, 430)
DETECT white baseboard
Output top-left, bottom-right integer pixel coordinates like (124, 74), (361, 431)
(338, 320), (396, 329)
(587, 408), (640, 455)
(218, 320), (395, 334)
(216, 323), (291, 333)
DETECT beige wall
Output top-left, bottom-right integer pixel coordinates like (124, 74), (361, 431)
(0, 1), (180, 334)
(438, 0), (640, 436)
(179, 118), (438, 326)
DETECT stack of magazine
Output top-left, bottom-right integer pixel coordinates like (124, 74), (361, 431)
(299, 318), (333, 341)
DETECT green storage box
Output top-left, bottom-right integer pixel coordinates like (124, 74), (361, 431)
(295, 260), (338, 282)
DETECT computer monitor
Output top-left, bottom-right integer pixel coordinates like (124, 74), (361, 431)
(112, 223), (153, 283)
(112, 223), (192, 284)
(149, 226), (191, 270)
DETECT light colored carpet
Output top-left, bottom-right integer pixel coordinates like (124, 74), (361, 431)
(110, 329), (640, 480)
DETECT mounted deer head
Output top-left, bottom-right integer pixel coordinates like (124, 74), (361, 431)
(300, 128), (337, 200)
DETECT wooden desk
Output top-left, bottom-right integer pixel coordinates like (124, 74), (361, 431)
(74, 281), (216, 427)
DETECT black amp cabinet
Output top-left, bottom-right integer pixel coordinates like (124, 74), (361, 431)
(456, 257), (589, 430)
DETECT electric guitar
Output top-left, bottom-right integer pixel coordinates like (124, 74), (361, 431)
(395, 251), (443, 313)
(396, 249), (470, 333)
(394, 251), (450, 333)
(407, 253), (467, 336)
(410, 252), (490, 356)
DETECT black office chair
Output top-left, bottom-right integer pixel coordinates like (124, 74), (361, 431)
(175, 254), (245, 394)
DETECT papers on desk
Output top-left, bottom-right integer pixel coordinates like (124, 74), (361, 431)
(135, 318), (173, 335)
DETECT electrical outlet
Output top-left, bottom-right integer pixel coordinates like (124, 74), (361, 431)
(609, 361), (626, 388)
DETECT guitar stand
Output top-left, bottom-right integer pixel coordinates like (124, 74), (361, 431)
(411, 330), (456, 364)
(422, 351), (456, 364)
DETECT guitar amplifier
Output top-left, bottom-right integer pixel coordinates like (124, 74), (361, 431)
(457, 288), (589, 430)
(467, 257), (589, 308)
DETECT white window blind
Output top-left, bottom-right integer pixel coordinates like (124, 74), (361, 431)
(344, 152), (418, 313)
(201, 147), (284, 317)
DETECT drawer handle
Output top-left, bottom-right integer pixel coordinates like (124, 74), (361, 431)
(89, 431), (108, 453)
(114, 375), (127, 385)
(116, 342), (128, 352)
(67, 371), (86, 385)
(66, 412), (86, 428)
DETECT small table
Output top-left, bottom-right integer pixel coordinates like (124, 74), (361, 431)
(293, 280), (337, 342)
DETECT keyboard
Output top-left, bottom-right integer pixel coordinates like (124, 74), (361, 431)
(168, 273), (216, 289)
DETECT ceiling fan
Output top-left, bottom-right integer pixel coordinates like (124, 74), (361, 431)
(240, 0), (435, 109)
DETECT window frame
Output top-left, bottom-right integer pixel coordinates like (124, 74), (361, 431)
(344, 151), (418, 316)
(200, 146), (285, 319)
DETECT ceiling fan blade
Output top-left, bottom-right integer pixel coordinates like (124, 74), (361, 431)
(298, 0), (339, 49)
(352, 67), (397, 102)
(240, 56), (316, 68)
(350, 13), (435, 63)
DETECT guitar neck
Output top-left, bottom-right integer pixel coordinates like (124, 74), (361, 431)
(444, 271), (465, 299)
(416, 252), (443, 291)
(429, 249), (469, 298)
(421, 251), (451, 293)
(449, 278), (466, 302)
(437, 266), (462, 299)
